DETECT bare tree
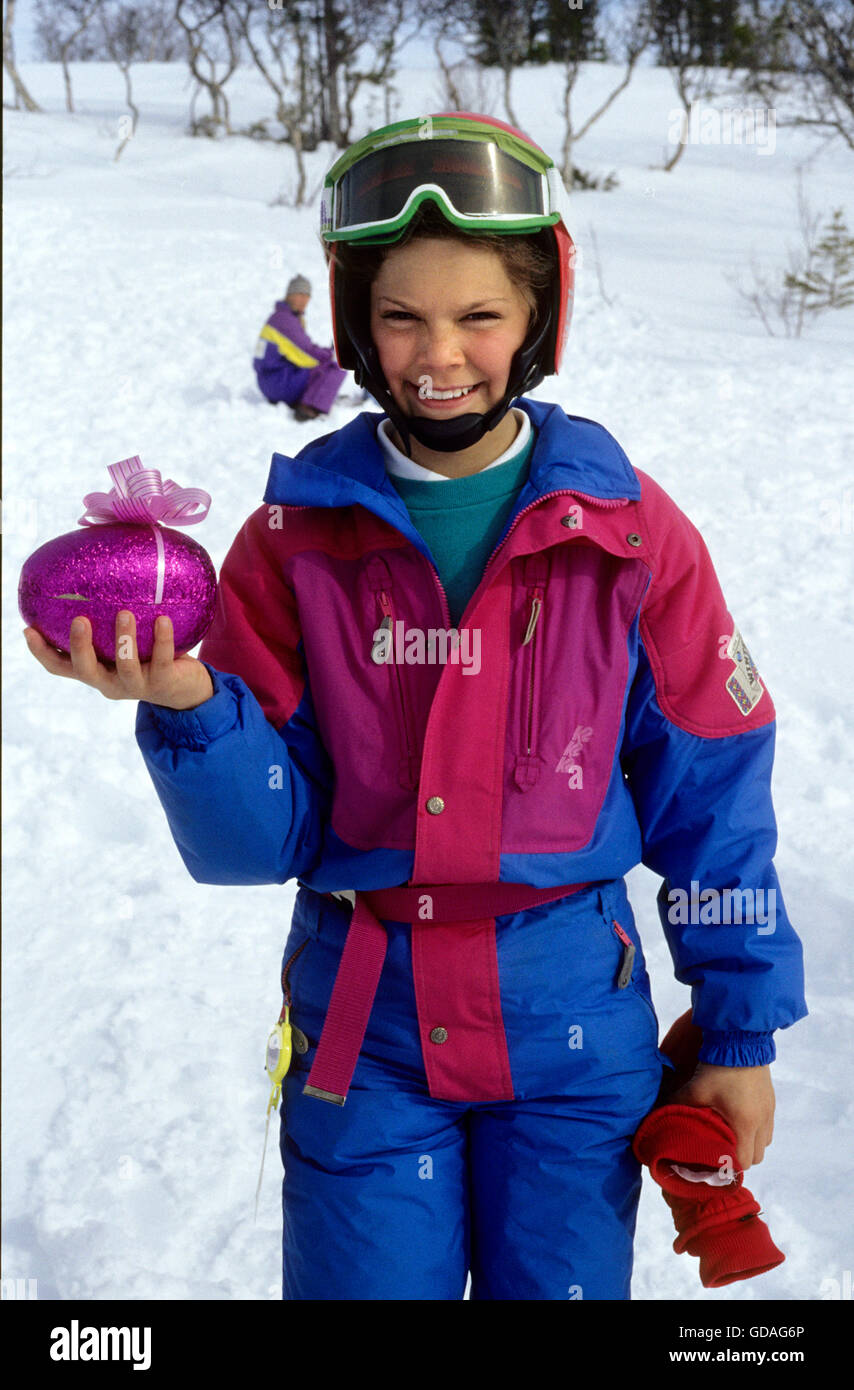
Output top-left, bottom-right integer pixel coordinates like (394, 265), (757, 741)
(174, 0), (242, 136)
(742, 0), (854, 154)
(470, 1), (529, 128)
(248, 0), (415, 155)
(137, 0), (187, 60)
(653, 0), (729, 172)
(314, 0), (414, 148)
(231, 0), (319, 203)
(35, 0), (101, 113)
(560, 0), (654, 186)
(422, 0), (513, 124)
(3, 0), (42, 111)
(431, 38), (501, 119)
(432, 31), (466, 112)
(96, 0), (146, 158)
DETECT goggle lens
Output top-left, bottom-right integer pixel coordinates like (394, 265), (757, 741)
(331, 140), (549, 236)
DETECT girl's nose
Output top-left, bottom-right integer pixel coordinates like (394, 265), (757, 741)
(417, 323), (467, 370)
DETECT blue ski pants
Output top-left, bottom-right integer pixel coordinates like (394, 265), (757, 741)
(278, 878), (672, 1300)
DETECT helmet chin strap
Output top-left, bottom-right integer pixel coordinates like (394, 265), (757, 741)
(342, 295), (552, 457)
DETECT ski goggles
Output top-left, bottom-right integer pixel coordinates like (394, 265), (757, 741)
(320, 120), (570, 245)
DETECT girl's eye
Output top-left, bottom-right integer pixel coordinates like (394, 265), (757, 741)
(380, 311), (499, 323)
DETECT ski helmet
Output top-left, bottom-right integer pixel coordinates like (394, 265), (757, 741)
(319, 112), (575, 455)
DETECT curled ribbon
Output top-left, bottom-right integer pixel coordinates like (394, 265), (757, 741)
(78, 456), (211, 606)
(78, 456), (211, 528)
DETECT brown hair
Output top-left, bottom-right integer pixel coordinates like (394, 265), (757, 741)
(324, 199), (554, 334)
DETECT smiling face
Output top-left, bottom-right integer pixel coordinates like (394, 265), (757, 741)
(369, 237), (533, 471)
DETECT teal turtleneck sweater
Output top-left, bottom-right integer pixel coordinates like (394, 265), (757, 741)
(386, 428), (536, 627)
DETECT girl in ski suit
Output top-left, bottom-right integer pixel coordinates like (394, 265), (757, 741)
(25, 113), (806, 1301)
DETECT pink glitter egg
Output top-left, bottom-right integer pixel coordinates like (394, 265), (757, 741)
(19, 522), (217, 663)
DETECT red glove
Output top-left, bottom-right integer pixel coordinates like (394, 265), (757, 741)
(633, 1010), (785, 1288)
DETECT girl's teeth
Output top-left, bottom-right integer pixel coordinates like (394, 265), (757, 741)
(422, 385), (475, 400)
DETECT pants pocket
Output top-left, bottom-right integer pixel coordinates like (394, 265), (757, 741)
(598, 885), (676, 1078)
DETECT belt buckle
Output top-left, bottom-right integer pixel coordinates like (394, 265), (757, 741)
(331, 890), (356, 908)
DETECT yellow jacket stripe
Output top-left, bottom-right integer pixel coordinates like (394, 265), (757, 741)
(260, 324), (319, 369)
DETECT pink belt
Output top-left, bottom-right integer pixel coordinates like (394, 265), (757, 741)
(303, 880), (592, 1105)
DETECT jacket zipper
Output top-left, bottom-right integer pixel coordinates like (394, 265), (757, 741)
(515, 552), (550, 789)
(367, 558), (420, 789)
(523, 588), (542, 753)
(456, 487), (630, 631)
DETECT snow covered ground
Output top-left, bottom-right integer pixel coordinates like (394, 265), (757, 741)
(3, 56), (853, 1304)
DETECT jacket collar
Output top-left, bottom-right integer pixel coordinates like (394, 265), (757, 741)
(263, 398), (640, 513)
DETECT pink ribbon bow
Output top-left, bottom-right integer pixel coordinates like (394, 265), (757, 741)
(78, 456), (211, 528)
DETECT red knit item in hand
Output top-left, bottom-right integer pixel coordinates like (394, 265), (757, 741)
(633, 1103), (785, 1287)
(632, 1009), (785, 1288)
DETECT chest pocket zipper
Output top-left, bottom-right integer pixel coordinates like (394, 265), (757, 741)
(365, 556), (420, 791)
(514, 552), (551, 791)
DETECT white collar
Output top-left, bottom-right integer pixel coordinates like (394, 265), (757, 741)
(378, 407), (530, 481)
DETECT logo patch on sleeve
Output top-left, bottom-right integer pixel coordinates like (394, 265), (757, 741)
(725, 626), (764, 715)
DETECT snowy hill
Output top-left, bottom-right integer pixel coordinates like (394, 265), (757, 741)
(3, 57), (853, 1303)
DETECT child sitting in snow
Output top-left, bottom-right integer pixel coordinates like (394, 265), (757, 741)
(253, 273), (347, 420)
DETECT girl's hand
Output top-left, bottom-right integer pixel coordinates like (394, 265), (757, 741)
(23, 611), (214, 710)
(669, 1063), (775, 1170)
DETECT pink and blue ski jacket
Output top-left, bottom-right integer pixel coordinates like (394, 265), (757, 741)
(136, 398), (807, 1075)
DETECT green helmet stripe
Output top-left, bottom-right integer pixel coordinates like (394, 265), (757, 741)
(323, 114), (552, 189)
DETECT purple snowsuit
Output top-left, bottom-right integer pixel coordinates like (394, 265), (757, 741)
(253, 300), (347, 413)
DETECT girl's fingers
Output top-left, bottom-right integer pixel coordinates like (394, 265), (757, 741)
(67, 614), (105, 686)
(66, 615), (118, 699)
(24, 615), (180, 702)
(148, 614), (175, 688)
(24, 626), (79, 678)
(113, 611), (142, 691)
(734, 1127), (753, 1171)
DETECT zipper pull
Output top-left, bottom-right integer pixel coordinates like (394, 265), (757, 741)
(612, 919), (636, 989)
(372, 591), (394, 664)
(522, 587), (543, 645)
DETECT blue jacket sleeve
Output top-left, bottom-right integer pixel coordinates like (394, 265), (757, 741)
(135, 509), (332, 886)
(622, 642), (807, 1067)
(135, 665), (329, 885)
(620, 474), (807, 1068)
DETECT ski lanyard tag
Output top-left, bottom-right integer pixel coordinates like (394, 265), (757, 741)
(255, 1005), (293, 1223)
(265, 1005), (293, 1115)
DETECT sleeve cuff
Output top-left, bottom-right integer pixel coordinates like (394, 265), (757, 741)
(137, 662), (238, 748)
(698, 1029), (776, 1067)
